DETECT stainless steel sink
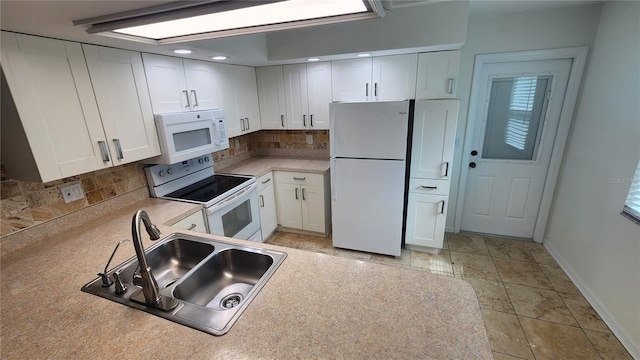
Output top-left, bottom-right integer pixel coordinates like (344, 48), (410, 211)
(82, 233), (287, 336)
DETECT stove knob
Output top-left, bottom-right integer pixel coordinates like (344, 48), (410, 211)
(204, 156), (210, 162)
(199, 158), (204, 164)
(159, 171), (165, 177)
(167, 168), (173, 175)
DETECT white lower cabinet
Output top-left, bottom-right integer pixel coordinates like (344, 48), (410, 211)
(172, 211), (207, 233)
(405, 191), (447, 249)
(257, 172), (277, 240)
(274, 171), (330, 235)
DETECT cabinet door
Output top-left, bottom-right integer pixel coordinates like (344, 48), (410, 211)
(405, 193), (447, 248)
(142, 53), (188, 113)
(331, 58), (372, 102)
(306, 62), (332, 130)
(1, 32), (109, 181)
(183, 59), (220, 111)
(237, 66), (261, 133)
(275, 183), (303, 229)
(258, 184), (278, 239)
(283, 64), (309, 129)
(372, 54), (418, 101)
(212, 63), (242, 137)
(256, 66), (287, 129)
(301, 184), (325, 233)
(410, 100), (459, 179)
(415, 51), (460, 99)
(83, 45), (160, 165)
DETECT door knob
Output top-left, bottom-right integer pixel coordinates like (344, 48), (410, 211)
(469, 162), (477, 168)
(471, 150), (478, 156)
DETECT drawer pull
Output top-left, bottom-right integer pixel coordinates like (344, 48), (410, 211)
(293, 177), (306, 181)
(420, 185), (438, 190)
(261, 178), (271, 184)
(187, 223), (197, 231)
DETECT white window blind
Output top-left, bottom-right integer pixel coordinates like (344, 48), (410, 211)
(623, 160), (640, 222)
(505, 76), (537, 150)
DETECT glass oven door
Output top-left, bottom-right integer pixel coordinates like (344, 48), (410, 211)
(206, 183), (261, 241)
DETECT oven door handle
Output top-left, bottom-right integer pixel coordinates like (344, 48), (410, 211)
(205, 182), (257, 216)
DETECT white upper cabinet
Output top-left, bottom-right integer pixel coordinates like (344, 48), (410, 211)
(415, 50), (460, 99)
(306, 62), (332, 130)
(410, 100), (459, 179)
(257, 62), (331, 130)
(256, 66), (287, 129)
(332, 54), (417, 102)
(82, 45), (160, 165)
(142, 53), (219, 113)
(213, 64), (261, 138)
(1, 32), (110, 182)
(283, 64), (309, 129)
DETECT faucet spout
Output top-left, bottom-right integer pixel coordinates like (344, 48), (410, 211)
(129, 210), (179, 311)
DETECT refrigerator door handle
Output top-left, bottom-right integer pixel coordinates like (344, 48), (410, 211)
(331, 159), (337, 201)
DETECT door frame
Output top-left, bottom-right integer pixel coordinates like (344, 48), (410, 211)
(454, 47), (589, 242)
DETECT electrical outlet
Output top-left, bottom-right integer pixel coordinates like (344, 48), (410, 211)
(61, 183), (85, 203)
(306, 134), (313, 145)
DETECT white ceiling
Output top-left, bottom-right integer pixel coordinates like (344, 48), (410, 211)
(0, 0), (603, 66)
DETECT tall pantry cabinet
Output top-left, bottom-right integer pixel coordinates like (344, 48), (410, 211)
(405, 100), (459, 251)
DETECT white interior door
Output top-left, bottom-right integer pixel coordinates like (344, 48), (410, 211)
(461, 59), (572, 238)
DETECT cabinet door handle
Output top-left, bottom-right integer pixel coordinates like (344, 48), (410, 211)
(259, 194), (264, 207)
(191, 90), (199, 107)
(183, 90), (191, 108)
(442, 162), (449, 177)
(440, 200), (446, 214)
(374, 82), (378, 97)
(261, 178), (271, 184)
(98, 141), (110, 162)
(302, 188), (306, 200)
(281, 115), (285, 127)
(293, 177), (306, 181)
(113, 139), (124, 160)
(240, 119), (245, 131)
(187, 223), (197, 231)
(420, 185), (437, 190)
(310, 114), (314, 127)
(365, 83), (369, 97)
(303, 114), (306, 127)
(295, 187), (299, 200)
(447, 78), (455, 94)
(245, 118), (250, 130)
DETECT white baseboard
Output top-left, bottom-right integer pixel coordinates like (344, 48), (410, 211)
(445, 226), (455, 233)
(544, 241), (640, 359)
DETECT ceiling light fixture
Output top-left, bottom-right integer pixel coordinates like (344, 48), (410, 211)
(357, 53), (372, 57)
(172, 49), (192, 54)
(307, 58), (320, 62)
(211, 55), (228, 61)
(74, 0), (385, 45)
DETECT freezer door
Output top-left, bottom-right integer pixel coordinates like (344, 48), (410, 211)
(330, 101), (409, 160)
(331, 158), (406, 256)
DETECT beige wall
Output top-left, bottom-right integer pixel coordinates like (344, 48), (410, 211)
(544, 1), (640, 356)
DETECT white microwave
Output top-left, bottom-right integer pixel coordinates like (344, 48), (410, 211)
(145, 110), (229, 164)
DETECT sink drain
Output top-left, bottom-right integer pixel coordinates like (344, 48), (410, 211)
(220, 293), (243, 309)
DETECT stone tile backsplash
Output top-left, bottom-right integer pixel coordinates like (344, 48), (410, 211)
(0, 129), (329, 238)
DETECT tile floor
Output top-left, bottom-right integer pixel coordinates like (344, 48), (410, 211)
(265, 231), (633, 360)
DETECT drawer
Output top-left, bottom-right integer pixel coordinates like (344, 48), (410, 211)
(274, 171), (324, 186)
(257, 171), (274, 192)
(408, 178), (450, 196)
(172, 210), (207, 233)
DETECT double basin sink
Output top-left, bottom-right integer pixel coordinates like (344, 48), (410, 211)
(81, 233), (287, 335)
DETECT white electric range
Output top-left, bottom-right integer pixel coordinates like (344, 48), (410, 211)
(145, 155), (262, 242)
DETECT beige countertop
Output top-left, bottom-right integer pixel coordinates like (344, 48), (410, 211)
(217, 156), (331, 178)
(0, 198), (491, 359)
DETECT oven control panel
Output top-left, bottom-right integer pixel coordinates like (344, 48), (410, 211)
(145, 155), (212, 186)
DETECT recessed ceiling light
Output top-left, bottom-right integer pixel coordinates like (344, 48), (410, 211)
(172, 49), (192, 54)
(356, 53), (372, 57)
(211, 55), (228, 61)
(307, 58), (320, 62)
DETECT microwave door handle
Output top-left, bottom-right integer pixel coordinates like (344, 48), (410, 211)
(206, 182), (258, 215)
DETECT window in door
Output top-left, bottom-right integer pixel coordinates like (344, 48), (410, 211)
(482, 75), (551, 161)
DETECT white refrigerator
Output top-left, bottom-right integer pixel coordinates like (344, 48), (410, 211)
(330, 100), (411, 256)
